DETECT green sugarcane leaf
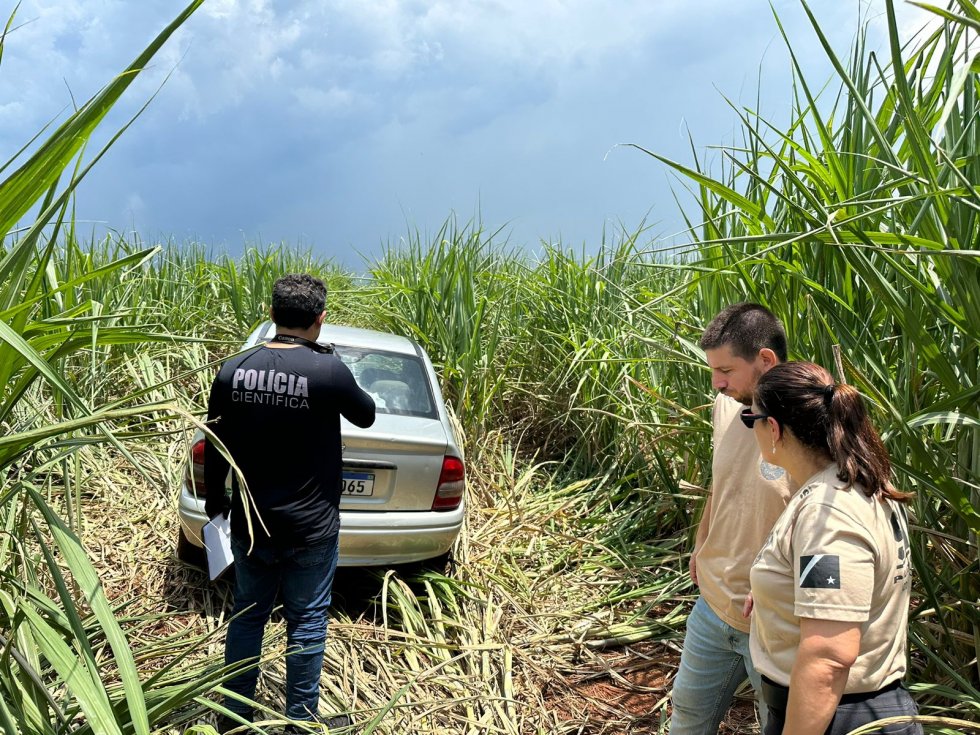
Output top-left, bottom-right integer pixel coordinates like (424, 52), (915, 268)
(905, 411), (980, 429)
(21, 606), (122, 735)
(26, 488), (150, 735)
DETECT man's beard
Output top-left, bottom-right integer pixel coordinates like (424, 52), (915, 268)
(723, 388), (753, 405)
(723, 366), (763, 405)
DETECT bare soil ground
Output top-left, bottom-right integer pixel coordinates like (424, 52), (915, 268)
(545, 641), (758, 733)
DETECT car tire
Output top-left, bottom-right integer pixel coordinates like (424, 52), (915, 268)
(176, 527), (205, 567)
(420, 550), (454, 575)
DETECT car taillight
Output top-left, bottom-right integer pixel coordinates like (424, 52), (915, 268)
(432, 456), (465, 511)
(186, 438), (207, 497)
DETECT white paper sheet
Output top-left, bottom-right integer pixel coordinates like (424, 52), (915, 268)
(202, 514), (234, 581)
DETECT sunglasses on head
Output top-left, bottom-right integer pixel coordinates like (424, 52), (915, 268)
(739, 407), (770, 429)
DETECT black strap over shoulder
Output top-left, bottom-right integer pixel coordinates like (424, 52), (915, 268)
(270, 334), (334, 354)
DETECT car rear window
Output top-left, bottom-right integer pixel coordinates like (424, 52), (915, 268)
(333, 346), (438, 419)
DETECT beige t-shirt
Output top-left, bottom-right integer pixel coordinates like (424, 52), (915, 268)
(749, 463), (913, 691)
(697, 394), (792, 632)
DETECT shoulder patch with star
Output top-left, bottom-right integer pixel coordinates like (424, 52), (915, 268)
(799, 554), (841, 589)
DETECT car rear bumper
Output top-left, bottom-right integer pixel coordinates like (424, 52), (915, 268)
(178, 485), (464, 567)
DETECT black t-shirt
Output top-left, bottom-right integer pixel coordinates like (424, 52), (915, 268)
(204, 343), (376, 547)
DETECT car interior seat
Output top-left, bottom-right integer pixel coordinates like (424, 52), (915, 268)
(369, 379), (411, 411)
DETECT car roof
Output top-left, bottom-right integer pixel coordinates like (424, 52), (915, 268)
(257, 321), (420, 356)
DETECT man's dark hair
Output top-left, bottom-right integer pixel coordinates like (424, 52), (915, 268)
(699, 303), (788, 362)
(271, 274), (327, 329)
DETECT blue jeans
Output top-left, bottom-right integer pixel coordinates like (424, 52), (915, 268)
(224, 535), (339, 721)
(670, 596), (766, 734)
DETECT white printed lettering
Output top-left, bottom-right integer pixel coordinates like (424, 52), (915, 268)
(229, 365), (311, 409)
(273, 372), (288, 393)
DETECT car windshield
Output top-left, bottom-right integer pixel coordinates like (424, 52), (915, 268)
(333, 345), (437, 419)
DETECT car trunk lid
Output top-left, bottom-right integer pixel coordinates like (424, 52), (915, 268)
(339, 414), (450, 511)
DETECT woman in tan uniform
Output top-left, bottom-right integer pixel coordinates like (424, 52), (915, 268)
(742, 361), (921, 735)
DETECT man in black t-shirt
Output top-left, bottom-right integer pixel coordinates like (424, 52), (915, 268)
(205, 274), (375, 732)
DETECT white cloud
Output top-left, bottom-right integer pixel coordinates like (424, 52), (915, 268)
(292, 85), (358, 115)
(157, 0), (719, 118)
(201, 0), (238, 21)
(0, 1), (816, 133)
(0, 101), (28, 131)
(871, 0), (941, 41)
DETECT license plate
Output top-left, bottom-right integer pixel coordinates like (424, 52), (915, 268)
(342, 471), (375, 496)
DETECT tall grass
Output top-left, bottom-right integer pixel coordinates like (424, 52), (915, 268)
(0, 3), (256, 734)
(37, 234), (360, 340)
(626, 0), (980, 711)
(366, 217), (521, 451)
(367, 220), (709, 505)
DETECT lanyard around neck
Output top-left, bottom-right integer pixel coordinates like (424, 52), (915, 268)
(270, 334), (333, 354)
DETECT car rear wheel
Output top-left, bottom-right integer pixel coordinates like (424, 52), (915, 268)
(423, 550), (453, 575)
(176, 527), (205, 567)
(401, 550), (454, 576)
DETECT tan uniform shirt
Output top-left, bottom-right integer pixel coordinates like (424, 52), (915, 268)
(697, 394), (792, 632)
(749, 463), (913, 691)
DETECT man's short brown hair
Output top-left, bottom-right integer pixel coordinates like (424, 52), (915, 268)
(699, 303), (787, 362)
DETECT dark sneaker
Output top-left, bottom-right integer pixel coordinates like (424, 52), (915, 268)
(322, 714), (353, 731)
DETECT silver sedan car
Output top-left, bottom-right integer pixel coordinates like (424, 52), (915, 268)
(177, 323), (465, 567)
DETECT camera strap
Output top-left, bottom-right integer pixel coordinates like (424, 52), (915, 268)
(270, 334), (334, 354)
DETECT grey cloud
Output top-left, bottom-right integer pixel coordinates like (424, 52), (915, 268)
(1, 0), (941, 267)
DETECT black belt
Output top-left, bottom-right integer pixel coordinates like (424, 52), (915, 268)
(761, 674), (903, 711)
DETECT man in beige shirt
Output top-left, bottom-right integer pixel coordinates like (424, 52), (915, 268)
(669, 304), (792, 734)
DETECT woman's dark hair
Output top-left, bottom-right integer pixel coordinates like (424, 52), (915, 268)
(699, 303), (788, 362)
(755, 361), (911, 502)
(271, 274), (327, 329)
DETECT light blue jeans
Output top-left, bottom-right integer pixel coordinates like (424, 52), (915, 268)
(670, 596), (766, 734)
(224, 535), (339, 721)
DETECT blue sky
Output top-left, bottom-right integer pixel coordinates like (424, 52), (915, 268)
(0, 1), (934, 267)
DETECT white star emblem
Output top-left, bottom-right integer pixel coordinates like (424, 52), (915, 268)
(826, 576), (836, 585)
